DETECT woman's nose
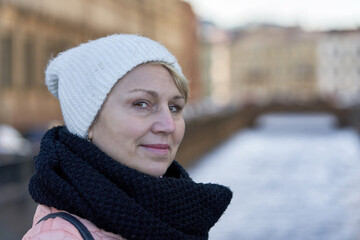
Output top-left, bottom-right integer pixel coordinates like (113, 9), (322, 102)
(152, 108), (176, 134)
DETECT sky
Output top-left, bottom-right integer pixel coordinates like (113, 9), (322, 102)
(185, 0), (360, 31)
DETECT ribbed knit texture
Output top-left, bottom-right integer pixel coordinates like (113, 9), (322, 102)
(45, 34), (184, 139)
(29, 127), (232, 240)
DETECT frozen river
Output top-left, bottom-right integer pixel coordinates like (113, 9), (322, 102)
(189, 113), (360, 240)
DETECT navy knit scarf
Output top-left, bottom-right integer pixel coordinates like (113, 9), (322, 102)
(29, 126), (232, 240)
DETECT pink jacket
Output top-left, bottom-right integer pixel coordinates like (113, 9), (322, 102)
(22, 205), (126, 240)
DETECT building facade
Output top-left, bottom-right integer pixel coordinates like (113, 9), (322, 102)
(230, 25), (319, 106)
(198, 21), (231, 106)
(317, 30), (360, 107)
(0, 0), (200, 131)
(229, 25), (360, 108)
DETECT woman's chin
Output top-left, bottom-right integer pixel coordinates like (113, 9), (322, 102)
(138, 161), (171, 177)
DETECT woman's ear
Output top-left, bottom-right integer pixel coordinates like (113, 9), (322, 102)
(87, 113), (100, 142)
(88, 127), (94, 141)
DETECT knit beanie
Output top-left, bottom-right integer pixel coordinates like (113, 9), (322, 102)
(45, 34), (184, 139)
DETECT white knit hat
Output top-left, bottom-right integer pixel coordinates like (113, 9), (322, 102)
(45, 34), (184, 139)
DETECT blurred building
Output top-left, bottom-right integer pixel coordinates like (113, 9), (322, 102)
(230, 24), (319, 106)
(0, 0), (200, 132)
(229, 24), (360, 108)
(317, 30), (360, 107)
(198, 21), (231, 106)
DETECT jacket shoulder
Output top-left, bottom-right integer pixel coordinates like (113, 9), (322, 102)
(22, 216), (83, 240)
(23, 205), (127, 240)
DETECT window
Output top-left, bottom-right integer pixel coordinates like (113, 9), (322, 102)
(24, 37), (36, 87)
(1, 35), (13, 88)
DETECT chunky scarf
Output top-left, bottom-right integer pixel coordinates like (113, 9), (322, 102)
(29, 126), (232, 240)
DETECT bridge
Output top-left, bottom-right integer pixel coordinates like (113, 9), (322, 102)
(177, 102), (360, 167)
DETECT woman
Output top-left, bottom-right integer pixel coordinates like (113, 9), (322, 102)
(23, 34), (232, 240)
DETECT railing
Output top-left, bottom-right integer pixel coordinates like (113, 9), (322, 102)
(0, 155), (34, 204)
(0, 154), (36, 240)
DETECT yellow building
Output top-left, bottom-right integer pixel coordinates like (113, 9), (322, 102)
(198, 21), (231, 106)
(317, 30), (360, 107)
(230, 25), (319, 106)
(0, 0), (199, 131)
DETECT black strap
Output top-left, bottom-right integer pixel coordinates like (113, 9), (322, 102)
(37, 212), (95, 240)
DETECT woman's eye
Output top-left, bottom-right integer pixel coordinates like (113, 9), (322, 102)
(133, 100), (149, 109)
(169, 105), (183, 113)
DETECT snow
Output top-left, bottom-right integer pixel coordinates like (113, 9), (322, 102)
(188, 113), (360, 240)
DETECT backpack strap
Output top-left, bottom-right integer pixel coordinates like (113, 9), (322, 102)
(37, 212), (95, 240)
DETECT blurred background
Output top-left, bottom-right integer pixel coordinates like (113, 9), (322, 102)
(0, 0), (360, 239)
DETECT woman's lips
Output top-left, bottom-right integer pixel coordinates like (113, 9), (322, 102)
(140, 144), (170, 155)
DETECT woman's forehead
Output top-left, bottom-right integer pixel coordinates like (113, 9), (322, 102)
(106, 65), (183, 101)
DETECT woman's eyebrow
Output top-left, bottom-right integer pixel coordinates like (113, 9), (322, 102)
(129, 89), (184, 101)
(173, 95), (185, 101)
(129, 89), (157, 97)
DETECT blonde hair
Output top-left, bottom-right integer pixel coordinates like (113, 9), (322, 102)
(150, 62), (190, 102)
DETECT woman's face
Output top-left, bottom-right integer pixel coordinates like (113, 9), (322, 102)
(89, 64), (186, 177)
